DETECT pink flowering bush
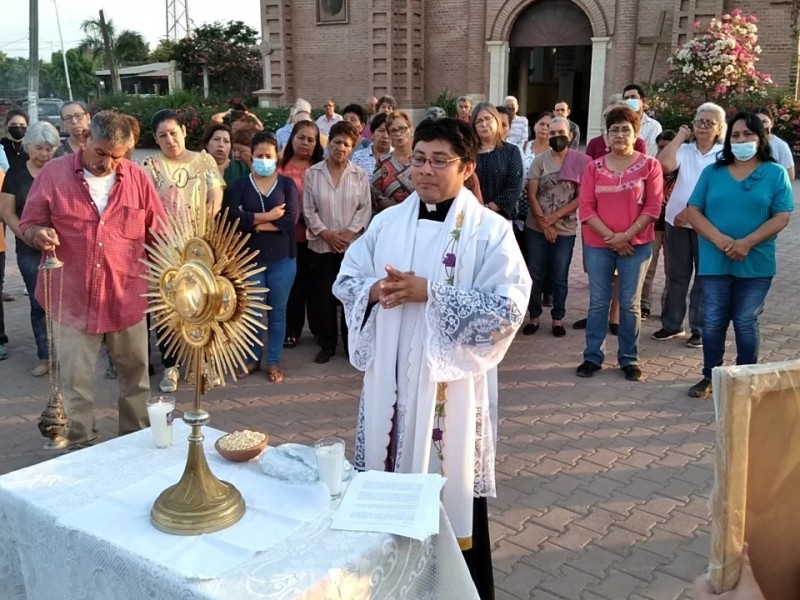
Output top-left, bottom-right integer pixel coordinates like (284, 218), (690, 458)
(759, 91), (800, 155)
(653, 88), (800, 156)
(650, 10), (800, 155)
(659, 10), (774, 105)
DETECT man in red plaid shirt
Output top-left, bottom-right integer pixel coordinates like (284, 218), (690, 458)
(20, 111), (166, 450)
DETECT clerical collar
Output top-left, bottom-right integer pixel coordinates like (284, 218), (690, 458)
(417, 198), (454, 222)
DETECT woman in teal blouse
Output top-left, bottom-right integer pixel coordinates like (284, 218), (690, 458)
(686, 111), (793, 398)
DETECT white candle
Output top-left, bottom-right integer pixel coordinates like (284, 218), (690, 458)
(147, 396), (175, 448)
(315, 438), (345, 498)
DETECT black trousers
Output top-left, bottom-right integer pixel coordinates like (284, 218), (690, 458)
(462, 497), (495, 600)
(307, 250), (347, 353)
(0, 251), (7, 344)
(286, 242), (313, 340)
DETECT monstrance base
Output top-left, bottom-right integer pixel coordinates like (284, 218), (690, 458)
(150, 437), (246, 535)
(42, 436), (69, 450)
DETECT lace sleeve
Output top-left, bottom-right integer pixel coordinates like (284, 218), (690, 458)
(425, 281), (523, 382)
(333, 275), (380, 371)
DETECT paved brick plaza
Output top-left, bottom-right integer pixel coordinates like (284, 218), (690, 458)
(2, 183), (799, 599)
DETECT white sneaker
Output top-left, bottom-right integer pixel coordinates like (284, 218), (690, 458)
(31, 359), (49, 377)
(159, 366), (179, 393)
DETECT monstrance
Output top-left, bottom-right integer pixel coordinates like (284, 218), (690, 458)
(37, 252), (68, 450)
(143, 206), (269, 535)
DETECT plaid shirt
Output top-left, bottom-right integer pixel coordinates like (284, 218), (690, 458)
(19, 151), (166, 334)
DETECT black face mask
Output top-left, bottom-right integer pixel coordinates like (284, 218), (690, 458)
(8, 126), (26, 141)
(549, 135), (569, 152)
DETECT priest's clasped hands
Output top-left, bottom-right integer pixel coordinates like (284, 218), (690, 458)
(369, 265), (428, 309)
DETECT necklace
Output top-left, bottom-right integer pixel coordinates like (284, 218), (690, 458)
(249, 174), (278, 212)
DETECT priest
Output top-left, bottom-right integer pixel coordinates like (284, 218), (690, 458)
(333, 117), (531, 600)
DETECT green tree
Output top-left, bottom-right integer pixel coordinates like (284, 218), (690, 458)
(79, 18), (149, 68)
(49, 49), (97, 100)
(115, 31), (150, 65)
(0, 54), (29, 98)
(78, 17), (116, 67)
(175, 21), (262, 98)
(149, 38), (180, 63)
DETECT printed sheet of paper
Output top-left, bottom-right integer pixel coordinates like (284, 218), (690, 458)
(330, 471), (445, 540)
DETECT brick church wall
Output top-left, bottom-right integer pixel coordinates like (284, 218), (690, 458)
(267, 0), (798, 109)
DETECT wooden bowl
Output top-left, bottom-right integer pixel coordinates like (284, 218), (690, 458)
(214, 431), (269, 462)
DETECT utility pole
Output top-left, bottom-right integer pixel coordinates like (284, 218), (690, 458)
(99, 10), (121, 94)
(53, 0), (72, 100)
(28, 0), (39, 123)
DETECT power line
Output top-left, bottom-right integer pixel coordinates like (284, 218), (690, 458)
(0, 36), (29, 49)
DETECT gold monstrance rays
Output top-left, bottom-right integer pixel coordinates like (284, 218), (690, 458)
(142, 206), (269, 535)
(143, 207), (269, 388)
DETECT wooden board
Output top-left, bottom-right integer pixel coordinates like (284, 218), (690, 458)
(710, 360), (800, 597)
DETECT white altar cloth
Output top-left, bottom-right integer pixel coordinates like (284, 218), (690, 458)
(0, 422), (479, 600)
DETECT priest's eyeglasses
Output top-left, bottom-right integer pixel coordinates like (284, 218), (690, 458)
(410, 155), (462, 169)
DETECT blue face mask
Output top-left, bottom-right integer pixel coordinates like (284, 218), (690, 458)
(252, 158), (277, 177)
(624, 98), (641, 112)
(731, 141), (758, 161)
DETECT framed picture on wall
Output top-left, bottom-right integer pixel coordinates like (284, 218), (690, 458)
(317, 0), (348, 24)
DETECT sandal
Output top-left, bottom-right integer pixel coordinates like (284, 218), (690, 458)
(266, 365), (285, 383)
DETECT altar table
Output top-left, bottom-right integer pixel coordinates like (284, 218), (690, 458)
(0, 423), (478, 600)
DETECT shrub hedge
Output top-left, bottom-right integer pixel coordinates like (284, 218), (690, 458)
(91, 92), (311, 149)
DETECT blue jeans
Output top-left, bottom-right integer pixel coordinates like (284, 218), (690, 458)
(662, 224), (703, 335)
(17, 251), (47, 359)
(524, 228), (575, 320)
(700, 275), (772, 379)
(583, 243), (652, 367)
(249, 257), (297, 366)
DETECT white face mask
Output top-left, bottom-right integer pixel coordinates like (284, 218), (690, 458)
(731, 141), (758, 161)
(252, 157), (277, 177)
(624, 98), (641, 112)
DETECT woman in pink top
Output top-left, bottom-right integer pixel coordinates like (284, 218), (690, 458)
(278, 120), (325, 348)
(576, 106), (663, 382)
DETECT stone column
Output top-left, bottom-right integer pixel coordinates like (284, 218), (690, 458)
(517, 51), (529, 116)
(486, 41), (509, 106)
(587, 36), (611, 141)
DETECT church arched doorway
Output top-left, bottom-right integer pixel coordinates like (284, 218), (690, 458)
(507, 0), (594, 141)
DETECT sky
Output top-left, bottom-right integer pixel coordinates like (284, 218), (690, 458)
(0, 0), (263, 60)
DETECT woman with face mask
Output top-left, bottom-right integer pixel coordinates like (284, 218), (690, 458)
(523, 116), (590, 337)
(685, 112), (793, 399)
(2, 109), (30, 172)
(226, 131), (299, 382)
(141, 109), (224, 394)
